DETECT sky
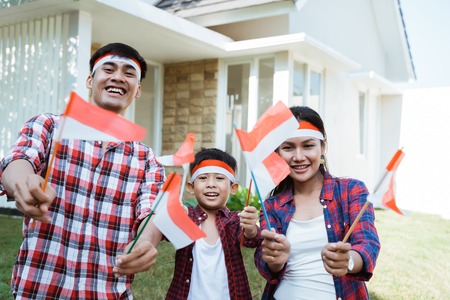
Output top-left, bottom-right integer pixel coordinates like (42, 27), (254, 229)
(400, 0), (450, 88)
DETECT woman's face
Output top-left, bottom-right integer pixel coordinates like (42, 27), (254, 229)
(277, 136), (325, 184)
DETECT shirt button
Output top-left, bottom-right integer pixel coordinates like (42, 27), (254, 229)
(323, 205), (327, 209)
(327, 224), (331, 229)
(338, 298), (342, 300)
(320, 199), (324, 202)
(189, 258), (192, 261)
(186, 279), (190, 283)
(198, 217), (202, 220)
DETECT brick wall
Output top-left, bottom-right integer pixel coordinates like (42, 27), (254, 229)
(162, 59), (219, 157)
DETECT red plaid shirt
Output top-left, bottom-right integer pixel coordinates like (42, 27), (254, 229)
(255, 172), (380, 300)
(165, 205), (262, 300)
(0, 113), (165, 299)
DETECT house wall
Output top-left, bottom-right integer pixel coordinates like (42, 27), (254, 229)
(161, 59), (219, 161)
(290, 0), (386, 76)
(209, 14), (289, 40)
(322, 71), (368, 179)
(396, 87), (450, 219)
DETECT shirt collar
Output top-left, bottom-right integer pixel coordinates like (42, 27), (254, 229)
(276, 171), (335, 205)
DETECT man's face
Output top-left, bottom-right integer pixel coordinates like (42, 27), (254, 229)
(86, 59), (141, 115)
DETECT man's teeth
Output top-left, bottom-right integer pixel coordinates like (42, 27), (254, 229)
(107, 87), (125, 95)
(205, 193), (218, 196)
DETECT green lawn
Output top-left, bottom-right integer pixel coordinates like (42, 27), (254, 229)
(1, 210), (449, 299)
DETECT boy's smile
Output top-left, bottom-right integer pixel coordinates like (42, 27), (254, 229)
(188, 173), (238, 212)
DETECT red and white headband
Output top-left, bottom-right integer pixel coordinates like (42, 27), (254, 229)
(288, 121), (324, 140)
(191, 159), (236, 183)
(92, 54), (141, 80)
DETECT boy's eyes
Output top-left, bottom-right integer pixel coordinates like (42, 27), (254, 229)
(196, 175), (226, 181)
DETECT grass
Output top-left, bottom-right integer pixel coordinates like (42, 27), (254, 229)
(1, 210), (450, 299)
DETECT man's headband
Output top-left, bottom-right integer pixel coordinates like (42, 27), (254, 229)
(191, 159), (236, 183)
(288, 121), (324, 140)
(92, 54), (141, 80)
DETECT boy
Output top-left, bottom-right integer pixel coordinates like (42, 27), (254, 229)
(165, 148), (262, 300)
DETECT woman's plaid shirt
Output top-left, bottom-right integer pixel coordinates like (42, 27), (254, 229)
(0, 113), (165, 299)
(255, 172), (380, 300)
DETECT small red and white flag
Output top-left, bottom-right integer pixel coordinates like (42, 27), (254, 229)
(381, 149), (405, 215)
(235, 101), (298, 197)
(152, 173), (206, 250)
(249, 152), (291, 199)
(55, 91), (146, 142)
(157, 133), (196, 166)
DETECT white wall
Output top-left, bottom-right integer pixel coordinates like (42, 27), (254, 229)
(396, 87), (450, 219)
(290, 0), (386, 76)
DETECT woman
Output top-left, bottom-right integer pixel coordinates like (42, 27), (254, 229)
(254, 106), (380, 300)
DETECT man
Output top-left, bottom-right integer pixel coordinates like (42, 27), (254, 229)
(0, 43), (165, 299)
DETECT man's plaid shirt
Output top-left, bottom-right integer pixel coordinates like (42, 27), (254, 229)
(0, 113), (165, 299)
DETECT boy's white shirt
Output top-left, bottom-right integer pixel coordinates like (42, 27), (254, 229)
(187, 235), (230, 300)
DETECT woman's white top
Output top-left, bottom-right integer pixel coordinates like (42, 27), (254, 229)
(274, 215), (336, 300)
(187, 237), (230, 300)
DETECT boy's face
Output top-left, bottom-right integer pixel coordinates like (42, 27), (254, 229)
(187, 173), (238, 211)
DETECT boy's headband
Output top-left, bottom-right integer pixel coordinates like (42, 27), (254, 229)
(288, 121), (324, 140)
(92, 54), (141, 80)
(191, 159), (236, 183)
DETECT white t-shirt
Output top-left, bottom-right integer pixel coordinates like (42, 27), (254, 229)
(188, 237), (230, 300)
(274, 215), (336, 300)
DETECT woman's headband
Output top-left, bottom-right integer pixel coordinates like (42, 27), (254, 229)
(288, 121), (324, 140)
(191, 159), (236, 183)
(92, 54), (141, 80)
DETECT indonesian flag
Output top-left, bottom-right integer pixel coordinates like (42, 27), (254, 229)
(152, 173), (206, 249)
(381, 149), (405, 215)
(235, 101), (298, 198)
(157, 133), (196, 166)
(55, 91), (146, 141)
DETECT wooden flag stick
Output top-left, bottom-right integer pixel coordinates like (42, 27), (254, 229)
(342, 169), (389, 243)
(240, 179), (253, 247)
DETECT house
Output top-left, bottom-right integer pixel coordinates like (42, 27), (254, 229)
(0, 0), (415, 211)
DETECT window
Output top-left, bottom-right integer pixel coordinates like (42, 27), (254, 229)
(292, 61), (305, 106)
(226, 63), (250, 184)
(291, 61), (322, 113)
(309, 71), (322, 113)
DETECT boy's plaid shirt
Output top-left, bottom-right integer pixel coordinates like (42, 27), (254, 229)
(166, 205), (262, 300)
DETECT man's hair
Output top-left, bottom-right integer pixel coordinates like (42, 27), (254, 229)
(89, 42), (148, 80)
(190, 148), (237, 174)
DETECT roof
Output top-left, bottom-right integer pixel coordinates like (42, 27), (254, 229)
(154, 0), (299, 26)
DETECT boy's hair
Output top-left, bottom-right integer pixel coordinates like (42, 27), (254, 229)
(89, 42), (148, 80)
(190, 148), (237, 174)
